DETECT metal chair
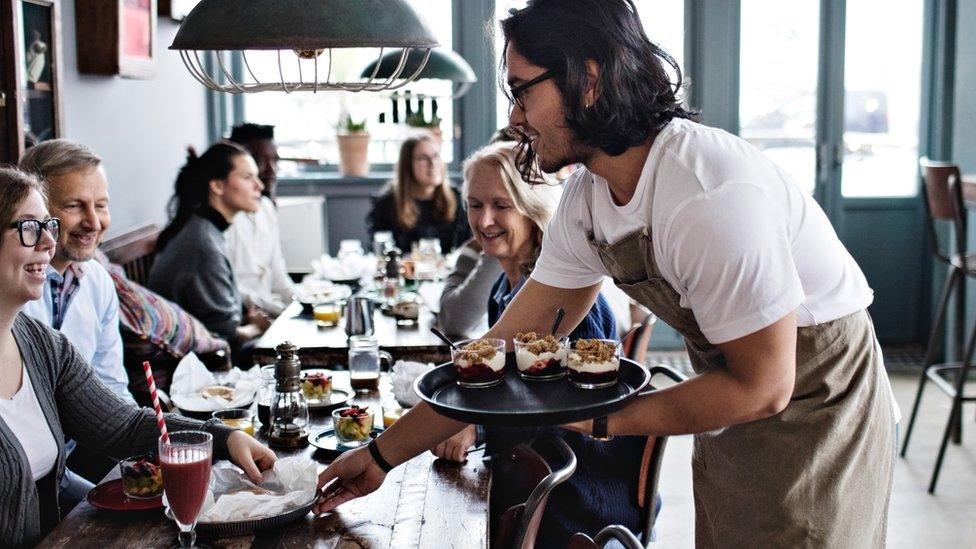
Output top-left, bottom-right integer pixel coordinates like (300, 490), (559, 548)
(491, 435), (578, 549)
(902, 157), (976, 493)
(623, 303), (657, 365)
(567, 364), (687, 548)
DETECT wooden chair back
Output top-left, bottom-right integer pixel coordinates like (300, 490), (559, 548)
(99, 223), (160, 284)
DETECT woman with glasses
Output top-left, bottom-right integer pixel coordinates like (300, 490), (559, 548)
(0, 167), (276, 547)
(148, 142), (270, 365)
(367, 132), (470, 254)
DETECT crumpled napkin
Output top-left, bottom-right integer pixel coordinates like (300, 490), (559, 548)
(391, 360), (434, 407)
(165, 457), (318, 523)
(311, 253), (374, 281)
(169, 353), (260, 412)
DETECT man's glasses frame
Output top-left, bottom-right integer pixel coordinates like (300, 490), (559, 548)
(8, 218), (60, 247)
(509, 70), (558, 111)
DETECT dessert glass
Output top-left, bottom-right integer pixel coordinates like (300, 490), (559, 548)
(452, 338), (506, 388)
(119, 454), (164, 499)
(332, 405), (375, 447)
(513, 332), (568, 381)
(567, 338), (621, 389)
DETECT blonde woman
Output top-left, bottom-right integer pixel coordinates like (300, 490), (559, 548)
(432, 141), (648, 547)
(367, 132), (470, 253)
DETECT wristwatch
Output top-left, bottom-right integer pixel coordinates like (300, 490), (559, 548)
(591, 416), (614, 441)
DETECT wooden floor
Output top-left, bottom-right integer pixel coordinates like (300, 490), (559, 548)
(652, 372), (976, 547)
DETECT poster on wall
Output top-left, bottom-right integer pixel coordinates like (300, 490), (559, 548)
(123, 0), (152, 60)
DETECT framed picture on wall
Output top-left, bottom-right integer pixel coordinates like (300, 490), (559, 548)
(0, 0), (64, 163)
(158, 0), (199, 21)
(76, 0), (157, 79)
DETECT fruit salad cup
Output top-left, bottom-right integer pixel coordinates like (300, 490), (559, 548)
(301, 372), (333, 401)
(119, 454), (164, 499)
(452, 338), (506, 388)
(332, 405), (375, 447)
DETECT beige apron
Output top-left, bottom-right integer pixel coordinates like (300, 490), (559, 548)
(580, 178), (894, 548)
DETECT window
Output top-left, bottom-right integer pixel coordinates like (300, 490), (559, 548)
(739, 0), (820, 195)
(240, 0), (454, 176)
(493, 0), (684, 134)
(840, 0), (923, 197)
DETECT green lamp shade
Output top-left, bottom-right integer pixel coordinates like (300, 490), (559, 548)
(170, 0), (440, 51)
(360, 48), (476, 83)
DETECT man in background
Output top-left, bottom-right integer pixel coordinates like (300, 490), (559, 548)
(226, 123), (296, 316)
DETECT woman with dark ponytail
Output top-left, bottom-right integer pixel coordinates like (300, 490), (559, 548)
(148, 142), (270, 363)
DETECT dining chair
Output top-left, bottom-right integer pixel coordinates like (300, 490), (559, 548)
(491, 436), (577, 549)
(622, 302), (656, 365)
(902, 157), (976, 493)
(567, 364), (687, 548)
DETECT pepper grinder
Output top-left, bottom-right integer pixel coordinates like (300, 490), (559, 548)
(382, 247), (403, 301)
(268, 341), (310, 449)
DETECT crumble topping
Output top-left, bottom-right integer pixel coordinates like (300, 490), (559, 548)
(457, 339), (498, 362)
(515, 332), (561, 354)
(572, 339), (617, 363)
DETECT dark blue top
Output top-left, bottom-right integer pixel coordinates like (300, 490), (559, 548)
(485, 274), (645, 548)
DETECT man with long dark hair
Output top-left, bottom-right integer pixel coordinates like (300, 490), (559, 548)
(314, 2), (897, 547)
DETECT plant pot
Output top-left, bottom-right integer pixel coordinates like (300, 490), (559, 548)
(337, 132), (370, 177)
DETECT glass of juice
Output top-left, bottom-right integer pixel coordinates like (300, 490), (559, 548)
(159, 431), (213, 548)
(212, 409), (255, 436)
(313, 301), (343, 327)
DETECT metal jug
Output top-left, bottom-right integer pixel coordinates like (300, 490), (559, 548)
(344, 296), (374, 336)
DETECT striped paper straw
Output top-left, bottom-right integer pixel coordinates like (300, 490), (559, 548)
(142, 361), (169, 444)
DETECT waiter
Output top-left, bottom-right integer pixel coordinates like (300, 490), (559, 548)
(315, 1), (897, 546)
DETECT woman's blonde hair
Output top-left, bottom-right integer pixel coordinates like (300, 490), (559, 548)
(462, 141), (562, 276)
(390, 132), (455, 231)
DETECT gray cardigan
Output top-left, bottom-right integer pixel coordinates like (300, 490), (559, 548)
(148, 212), (242, 342)
(1, 314), (233, 548)
(437, 247), (502, 337)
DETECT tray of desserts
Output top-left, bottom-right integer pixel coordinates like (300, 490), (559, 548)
(414, 335), (651, 427)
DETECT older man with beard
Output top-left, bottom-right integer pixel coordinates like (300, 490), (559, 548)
(19, 139), (134, 510)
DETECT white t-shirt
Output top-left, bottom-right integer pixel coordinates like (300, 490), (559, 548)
(0, 363), (59, 480)
(532, 118), (874, 344)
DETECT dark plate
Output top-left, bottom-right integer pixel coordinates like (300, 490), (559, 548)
(87, 478), (164, 512)
(415, 355), (650, 427)
(165, 501), (315, 536)
(308, 426), (384, 459)
(177, 401), (254, 421)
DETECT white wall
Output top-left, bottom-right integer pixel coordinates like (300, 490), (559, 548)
(58, 5), (209, 235)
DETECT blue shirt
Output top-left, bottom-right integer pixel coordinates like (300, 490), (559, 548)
(485, 274), (644, 547)
(21, 262), (134, 404)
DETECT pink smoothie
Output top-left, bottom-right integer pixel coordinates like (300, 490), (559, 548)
(161, 449), (211, 525)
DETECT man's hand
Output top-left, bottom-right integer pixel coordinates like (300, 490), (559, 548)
(226, 430), (277, 484)
(431, 425), (477, 462)
(313, 447), (386, 515)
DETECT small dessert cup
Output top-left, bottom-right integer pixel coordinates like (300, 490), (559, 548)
(119, 454), (164, 499)
(452, 338), (506, 388)
(567, 339), (621, 389)
(332, 405), (375, 447)
(514, 332), (568, 381)
(301, 371), (333, 401)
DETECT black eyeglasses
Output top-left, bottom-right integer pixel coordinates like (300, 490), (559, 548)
(8, 218), (60, 247)
(509, 70), (557, 111)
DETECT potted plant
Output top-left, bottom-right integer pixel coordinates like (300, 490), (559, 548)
(405, 96), (443, 144)
(337, 115), (370, 177)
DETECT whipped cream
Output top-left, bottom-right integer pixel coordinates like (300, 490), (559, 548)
(515, 348), (566, 372)
(567, 354), (619, 373)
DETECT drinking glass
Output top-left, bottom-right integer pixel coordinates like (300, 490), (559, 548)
(212, 409), (255, 436)
(337, 239), (364, 261)
(256, 365), (275, 430)
(159, 431), (213, 548)
(348, 335), (392, 392)
(313, 301), (343, 327)
(413, 238), (441, 280)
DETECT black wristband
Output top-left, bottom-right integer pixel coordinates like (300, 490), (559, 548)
(368, 439), (395, 473)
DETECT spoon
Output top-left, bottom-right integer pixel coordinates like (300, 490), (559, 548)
(430, 327), (460, 351)
(549, 307), (566, 336)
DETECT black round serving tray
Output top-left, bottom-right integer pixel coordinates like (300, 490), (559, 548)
(414, 354), (650, 427)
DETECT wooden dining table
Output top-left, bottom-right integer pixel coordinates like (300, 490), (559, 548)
(253, 283), (451, 368)
(37, 372), (491, 549)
